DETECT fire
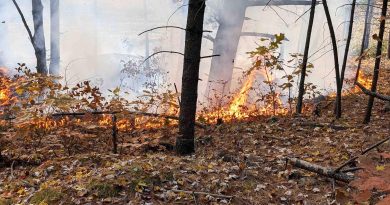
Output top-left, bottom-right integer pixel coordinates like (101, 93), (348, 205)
(352, 70), (372, 93)
(228, 70), (256, 117)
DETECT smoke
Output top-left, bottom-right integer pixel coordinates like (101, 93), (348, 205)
(0, 0), (354, 103)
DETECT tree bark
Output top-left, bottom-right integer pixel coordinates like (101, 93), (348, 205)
(340, 0), (356, 88)
(207, 0), (248, 99)
(49, 0), (60, 76)
(32, 0), (48, 75)
(363, 0), (388, 124)
(296, 0), (316, 114)
(363, 0), (375, 50)
(323, 0), (342, 119)
(176, 0), (206, 155)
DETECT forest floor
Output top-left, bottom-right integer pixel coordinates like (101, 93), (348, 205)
(0, 59), (390, 205)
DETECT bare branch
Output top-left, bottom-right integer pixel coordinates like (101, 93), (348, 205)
(355, 82), (390, 101)
(200, 54), (220, 59)
(11, 0), (34, 45)
(138, 26), (211, 36)
(143, 51), (184, 63)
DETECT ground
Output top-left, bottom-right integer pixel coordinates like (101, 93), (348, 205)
(0, 60), (389, 205)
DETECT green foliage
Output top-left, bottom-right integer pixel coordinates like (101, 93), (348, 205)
(87, 180), (121, 198)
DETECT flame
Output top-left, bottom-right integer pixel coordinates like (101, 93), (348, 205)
(228, 70), (257, 117)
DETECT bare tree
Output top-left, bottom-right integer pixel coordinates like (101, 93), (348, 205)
(49, 0), (60, 76)
(322, 0), (342, 119)
(176, 0), (206, 155)
(363, 0), (388, 124)
(12, 0), (48, 74)
(296, 0), (317, 114)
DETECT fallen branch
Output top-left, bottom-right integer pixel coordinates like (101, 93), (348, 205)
(355, 82), (390, 101)
(171, 189), (233, 199)
(334, 137), (390, 172)
(287, 158), (354, 183)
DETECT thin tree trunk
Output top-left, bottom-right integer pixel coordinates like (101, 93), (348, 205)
(355, 0), (373, 83)
(364, 0), (375, 50)
(363, 0), (388, 124)
(340, 0), (356, 87)
(32, 0), (48, 75)
(176, 0), (206, 155)
(296, 0), (316, 114)
(387, 30), (390, 59)
(323, 0), (342, 119)
(49, 0), (60, 76)
(144, 0), (150, 69)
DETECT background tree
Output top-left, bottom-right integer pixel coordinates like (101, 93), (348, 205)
(49, 0), (60, 76)
(296, 0), (317, 114)
(176, 0), (206, 155)
(12, 0), (48, 75)
(207, 0), (313, 98)
(363, 0), (388, 123)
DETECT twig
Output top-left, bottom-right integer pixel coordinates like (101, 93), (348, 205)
(200, 54), (220, 59)
(171, 189), (233, 199)
(174, 83), (181, 106)
(10, 160), (15, 179)
(342, 167), (364, 173)
(143, 51), (184, 63)
(138, 26), (211, 36)
(334, 156), (358, 172)
(361, 137), (390, 155)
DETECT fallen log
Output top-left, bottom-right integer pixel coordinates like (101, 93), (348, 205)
(287, 158), (354, 183)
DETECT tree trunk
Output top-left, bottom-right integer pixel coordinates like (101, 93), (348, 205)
(363, 0), (388, 124)
(363, 0), (375, 50)
(355, 0), (374, 83)
(387, 30), (390, 59)
(323, 0), (342, 119)
(207, 0), (247, 99)
(144, 0), (150, 69)
(176, 0), (206, 155)
(296, 0), (316, 114)
(49, 0), (60, 76)
(340, 0), (356, 88)
(32, 0), (48, 75)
